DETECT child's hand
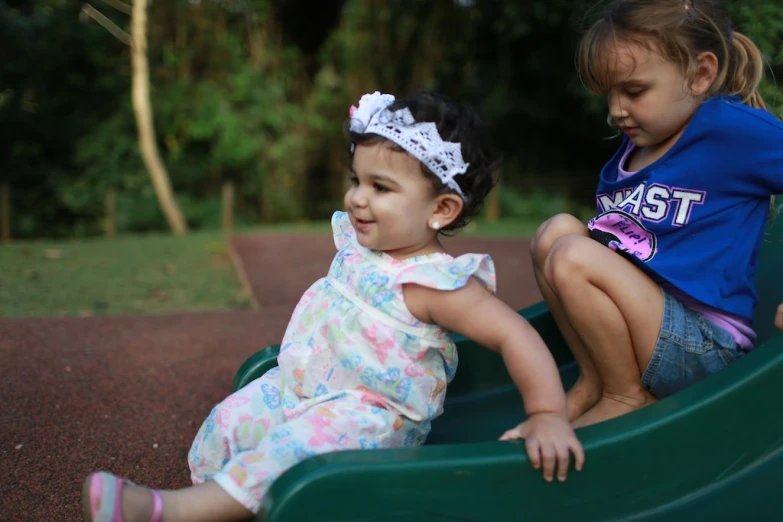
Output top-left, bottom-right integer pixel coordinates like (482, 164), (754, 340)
(500, 412), (585, 482)
(776, 303), (783, 331)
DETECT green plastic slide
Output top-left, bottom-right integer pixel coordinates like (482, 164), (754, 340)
(233, 215), (783, 522)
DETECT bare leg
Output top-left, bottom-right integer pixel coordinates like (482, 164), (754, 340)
(82, 479), (253, 522)
(531, 214), (601, 421)
(775, 303), (783, 330)
(545, 235), (663, 427)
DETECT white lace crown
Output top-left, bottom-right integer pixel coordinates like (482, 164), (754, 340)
(348, 91), (469, 200)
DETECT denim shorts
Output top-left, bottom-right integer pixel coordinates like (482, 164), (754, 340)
(641, 291), (746, 399)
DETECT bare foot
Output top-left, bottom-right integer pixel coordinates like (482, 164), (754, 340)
(565, 377), (601, 422)
(572, 391), (657, 428)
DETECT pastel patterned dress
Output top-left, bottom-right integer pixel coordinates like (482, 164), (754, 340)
(188, 211), (496, 513)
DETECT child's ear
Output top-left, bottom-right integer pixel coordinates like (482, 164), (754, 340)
(691, 51), (719, 96)
(431, 194), (464, 229)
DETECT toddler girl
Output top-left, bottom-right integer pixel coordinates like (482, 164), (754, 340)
(83, 91), (584, 522)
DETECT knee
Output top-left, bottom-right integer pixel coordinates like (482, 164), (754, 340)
(530, 213), (588, 268)
(546, 235), (591, 293)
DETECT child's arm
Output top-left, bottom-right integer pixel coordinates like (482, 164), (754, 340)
(404, 279), (584, 482)
(776, 303), (783, 331)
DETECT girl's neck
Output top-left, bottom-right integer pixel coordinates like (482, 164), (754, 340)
(381, 238), (447, 261)
(628, 119), (691, 172)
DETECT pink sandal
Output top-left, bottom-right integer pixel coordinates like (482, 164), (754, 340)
(82, 472), (163, 522)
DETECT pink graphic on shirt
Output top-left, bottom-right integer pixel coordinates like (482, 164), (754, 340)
(588, 209), (658, 262)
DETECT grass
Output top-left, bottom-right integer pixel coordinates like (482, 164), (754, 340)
(0, 217), (540, 319)
(0, 230), (251, 318)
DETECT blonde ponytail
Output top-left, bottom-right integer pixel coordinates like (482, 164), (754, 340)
(725, 31), (766, 110)
(725, 32), (776, 217)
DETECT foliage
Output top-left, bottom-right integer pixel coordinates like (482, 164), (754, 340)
(2, 0), (782, 238)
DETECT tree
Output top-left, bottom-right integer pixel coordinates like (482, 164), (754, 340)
(82, 0), (188, 234)
(5, 0), (781, 237)
(130, 0), (187, 233)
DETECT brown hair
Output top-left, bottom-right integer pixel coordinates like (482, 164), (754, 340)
(578, 0), (767, 109)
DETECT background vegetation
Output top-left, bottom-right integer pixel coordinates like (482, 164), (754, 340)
(1, 0), (782, 239)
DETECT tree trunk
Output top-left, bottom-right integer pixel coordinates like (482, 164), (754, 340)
(176, 7), (191, 81)
(222, 181), (235, 232)
(260, 171), (274, 223)
(131, 0), (188, 234)
(0, 183), (10, 243)
(486, 180), (500, 223)
(105, 187), (117, 238)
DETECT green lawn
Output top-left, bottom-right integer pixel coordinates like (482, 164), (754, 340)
(0, 218), (538, 319)
(0, 230), (251, 318)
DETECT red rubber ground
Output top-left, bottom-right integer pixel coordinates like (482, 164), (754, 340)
(0, 232), (538, 521)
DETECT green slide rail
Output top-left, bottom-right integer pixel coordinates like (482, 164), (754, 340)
(233, 214), (783, 522)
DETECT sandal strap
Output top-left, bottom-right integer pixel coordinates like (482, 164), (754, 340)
(111, 476), (125, 522)
(149, 490), (164, 522)
(87, 472), (125, 522)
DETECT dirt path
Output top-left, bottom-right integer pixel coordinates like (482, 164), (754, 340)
(0, 232), (538, 521)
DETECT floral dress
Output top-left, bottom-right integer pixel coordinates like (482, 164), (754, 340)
(188, 211), (496, 513)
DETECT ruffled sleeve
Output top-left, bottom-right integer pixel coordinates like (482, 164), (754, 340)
(331, 211), (355, 251)
(396, 253), (497, 294)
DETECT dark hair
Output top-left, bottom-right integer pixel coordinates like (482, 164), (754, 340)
(347, 91), (500, 233)
(578, 0), (767, 109)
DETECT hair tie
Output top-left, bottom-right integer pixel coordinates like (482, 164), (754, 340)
(683, 0), (695, 22)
